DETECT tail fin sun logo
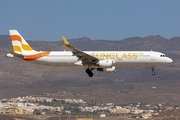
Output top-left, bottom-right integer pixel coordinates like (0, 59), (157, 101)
(10, 30), (34, 54)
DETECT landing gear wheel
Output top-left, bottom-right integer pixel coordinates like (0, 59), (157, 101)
(88, 72), (93, 77)
(85, 68), (94, 77)
(86, 69), (91, 74)
(151, 67), (156, 75)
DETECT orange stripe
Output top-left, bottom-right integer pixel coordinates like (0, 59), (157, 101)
(23, 51), (50, 61)
(11, 35), (22, 43)
(11, 35), (33, 51)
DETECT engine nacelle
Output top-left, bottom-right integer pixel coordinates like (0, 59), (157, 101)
(98, 60), (113, 68)
(97, 66), (116, 74)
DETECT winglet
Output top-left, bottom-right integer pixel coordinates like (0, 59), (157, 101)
(62, 36), (69, 45)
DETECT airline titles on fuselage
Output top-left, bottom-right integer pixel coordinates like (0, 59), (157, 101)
(91, 52), (144, 60)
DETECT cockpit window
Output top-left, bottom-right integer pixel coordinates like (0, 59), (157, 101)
(160, 55), (166, 57)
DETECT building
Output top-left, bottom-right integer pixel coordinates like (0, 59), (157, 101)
(141, 113), (152, 119)
(77, 118), (94, 120)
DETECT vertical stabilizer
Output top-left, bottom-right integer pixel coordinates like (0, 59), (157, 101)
(9, 30), (36, 55)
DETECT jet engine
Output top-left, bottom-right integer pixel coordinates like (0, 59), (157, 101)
(97, 66), (116, 74)
(98, 60), (113, 68)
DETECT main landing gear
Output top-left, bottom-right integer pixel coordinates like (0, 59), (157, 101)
(86, 68), (93, 77)
(151, 67), (156, 75)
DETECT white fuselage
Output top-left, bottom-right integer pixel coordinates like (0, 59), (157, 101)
(20, 51), (172, 68)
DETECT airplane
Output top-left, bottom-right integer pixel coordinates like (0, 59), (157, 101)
(6, 30), (173, 77)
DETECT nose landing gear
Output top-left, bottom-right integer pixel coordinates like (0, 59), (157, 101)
(152, 67), (156, 75)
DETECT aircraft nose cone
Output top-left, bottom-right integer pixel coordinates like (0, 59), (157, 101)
(167, 58), (173, 63)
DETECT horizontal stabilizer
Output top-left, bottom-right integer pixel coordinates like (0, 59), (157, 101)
(9, 51), (24, 58)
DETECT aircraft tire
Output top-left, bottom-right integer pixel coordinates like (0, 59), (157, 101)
(86, 68), (93, 77)
(88, 72), (93, 77)
(86, 68), (91, 74)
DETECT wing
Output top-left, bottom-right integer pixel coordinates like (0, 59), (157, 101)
(62, 36), (98, 65)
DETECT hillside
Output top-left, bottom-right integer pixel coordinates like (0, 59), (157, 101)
(0, 35), (180, 104)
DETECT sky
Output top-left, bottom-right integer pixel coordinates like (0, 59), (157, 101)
(0, 0), (180, 41)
